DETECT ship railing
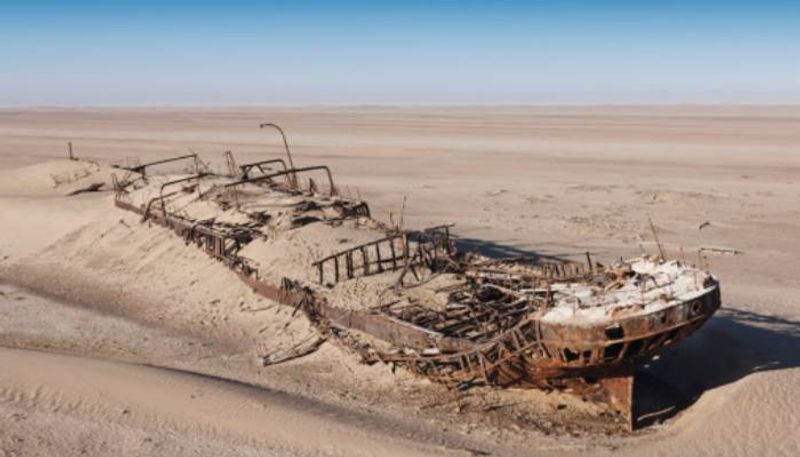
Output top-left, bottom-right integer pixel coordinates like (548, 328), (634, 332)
(312, 224), (455, 286)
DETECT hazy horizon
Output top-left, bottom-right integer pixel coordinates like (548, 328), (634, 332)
(2, 1), (798, 105)
(4, 103), (800, 109)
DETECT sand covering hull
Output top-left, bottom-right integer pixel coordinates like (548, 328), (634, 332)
(109, 150), (721, 430)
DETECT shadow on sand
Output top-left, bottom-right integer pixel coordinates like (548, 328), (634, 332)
(455, 237), (581, 262)
(634, 307), (800, 428)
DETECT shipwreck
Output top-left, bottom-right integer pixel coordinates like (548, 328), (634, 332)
(107, 124), (721, 430)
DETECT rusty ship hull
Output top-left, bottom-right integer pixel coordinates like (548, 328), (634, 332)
(108, 128), (721, 429)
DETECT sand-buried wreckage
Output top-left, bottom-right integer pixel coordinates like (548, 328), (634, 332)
(104, 123), (720, 430)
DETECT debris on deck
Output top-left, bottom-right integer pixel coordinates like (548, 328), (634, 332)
(108, 124), (721, 430)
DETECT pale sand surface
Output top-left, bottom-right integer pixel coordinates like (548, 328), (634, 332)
(1, 106), (799, 456)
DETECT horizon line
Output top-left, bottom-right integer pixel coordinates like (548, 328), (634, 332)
(3, 102), (800, 109)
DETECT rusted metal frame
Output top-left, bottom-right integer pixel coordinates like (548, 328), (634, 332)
(350, 201), (371, 218)
(543, 303), (716, 354)
(385, 305), (445, 328)
(259, 123), (297, 188)
(406, 224), (455, 254)
(314, 234), (402, 265)
(315, 226), (456, 285)
(239, 269), (476, 353)
(124, 183), (260, 278)
(371, 292), (716, 427)
(389, 239), (399, 269)
(111, 173), (121, 194)
(158, 174), (209, 224)
(361, 246), (370, 275)
(483, 342), (531, 376)
(182, 221), (247, 260)
(142, 173), (209, 222)
(325, 201), (371, 221)
(124, 153), (199, 178)
(474, 257), (590, 275)
(111, 170), (142, 197)
(434, 301), (530, 337)
(383, 314), (571, 380)
(308, 178), (319, 194)
(345, 252), (354, 279)
(313, 308), (472, 353)
(313, 234), (409, 284)
(375, 243), (384, 273)
(166, 212), (258, 275)
(384, 318), (541, 371)
(467, 265), (589, 284)
(440, 343), (534, 385)
(142, 189), (181, 222)
(112, 172), (717, 428)
(224, 150), (238, 177)
(223, 165), (337, 197)
(616, 313), (711, 359)
(174, 217), (230, 261)
(530, 308), (717, 369)
(239, 158), (289, 180)
(114, 197), (142, 215)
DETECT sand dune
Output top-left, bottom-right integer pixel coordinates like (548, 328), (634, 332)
(0, 346), (471, 457)
(1, 106), (799, 456)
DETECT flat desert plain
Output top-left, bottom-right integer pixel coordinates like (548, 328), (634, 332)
(1, 106), (798, 456)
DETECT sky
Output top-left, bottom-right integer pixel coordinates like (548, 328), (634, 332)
(0, 0), (798, 105)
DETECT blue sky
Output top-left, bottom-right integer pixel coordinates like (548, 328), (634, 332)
(1, 1), (798, 105)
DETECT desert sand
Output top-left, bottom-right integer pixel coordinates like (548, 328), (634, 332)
(1, 106), (798, 456)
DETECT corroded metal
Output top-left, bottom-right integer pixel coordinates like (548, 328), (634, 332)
(115, 152), (199, 178)
(312, 225), (453, 286)
(110, 124), (721, 430)
(239, 158), (289, 179)
(259, 122), (297, 187)
(221, 165), (337, 196)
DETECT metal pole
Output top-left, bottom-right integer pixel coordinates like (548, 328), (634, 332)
(259, 123), (297, 189)
(648, 217), (666, 260)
